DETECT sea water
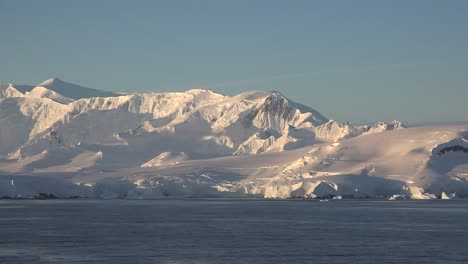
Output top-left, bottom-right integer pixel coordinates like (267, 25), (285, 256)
(1, 199), (467, 264)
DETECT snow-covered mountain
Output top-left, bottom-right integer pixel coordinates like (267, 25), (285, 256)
(1, 78), (466, 200)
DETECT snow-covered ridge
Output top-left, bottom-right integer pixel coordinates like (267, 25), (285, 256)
(2, 78), (464, 200)
(26, 86), (75, 104)
(141, 152), (189, 167)
(313, 120), (406, 142)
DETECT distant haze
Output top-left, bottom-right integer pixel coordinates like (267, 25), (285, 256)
(1, 0), (467, 124)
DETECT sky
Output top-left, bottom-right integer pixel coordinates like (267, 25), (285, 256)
(1, 0), (467, 124)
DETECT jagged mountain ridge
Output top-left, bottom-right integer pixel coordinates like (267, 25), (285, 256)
(0, 78), (404, 168)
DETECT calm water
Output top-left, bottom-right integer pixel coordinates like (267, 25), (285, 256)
(0, 199), (467, 264)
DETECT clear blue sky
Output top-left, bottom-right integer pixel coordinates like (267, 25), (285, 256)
(1, 0), (467, 124)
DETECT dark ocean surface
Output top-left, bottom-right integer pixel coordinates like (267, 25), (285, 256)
(1, 199), (467, 264)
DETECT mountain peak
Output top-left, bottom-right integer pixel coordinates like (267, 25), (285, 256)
(35, 77), (118, 100)
(185, 88), (221, 96)
(39, 77), (63, 87)
(186, 88), (213, 93)
(0, 84), (24, 98)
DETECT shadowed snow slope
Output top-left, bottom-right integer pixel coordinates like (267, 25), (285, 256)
(0, 79), (466, 199)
